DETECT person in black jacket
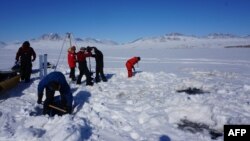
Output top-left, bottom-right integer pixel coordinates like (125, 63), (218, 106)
(15, 41), (36, 83)
(76, 47), (93, 86)
(87, 46), (107, 83)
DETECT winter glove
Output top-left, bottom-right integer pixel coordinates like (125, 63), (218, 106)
(86, 46), (92, 52)
(132, 67), (135, 72)
(37, 99), (42, 104)
(37, 93), (43, 104)
(65, 106), (72, 114)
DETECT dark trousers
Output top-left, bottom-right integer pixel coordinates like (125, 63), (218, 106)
(43, 88), (55, 114)
(95, 65), (106, 82)
(20, 62), (32, 82)
(69, 67), (76, 80)
(43, 88), (69, 115)
(77, 62), (92, 85)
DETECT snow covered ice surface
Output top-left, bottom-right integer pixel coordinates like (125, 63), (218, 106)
(1, 41), (250, 141)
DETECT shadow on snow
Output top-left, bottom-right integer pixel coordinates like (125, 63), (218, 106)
(73, 90), (91, 114)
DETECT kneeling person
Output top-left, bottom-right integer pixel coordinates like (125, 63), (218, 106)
(37, 71), (73, 115)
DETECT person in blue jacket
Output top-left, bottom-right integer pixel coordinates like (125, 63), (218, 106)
(37, 71), (73, 115)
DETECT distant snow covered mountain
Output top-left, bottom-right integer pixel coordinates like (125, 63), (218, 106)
(131, 32), (244, 44)
(245, 35), (250, 38)
(35, 33), (118, 45)
(130, 32), (197, 44)
(128, 32), (250, 48)
(0, 41), (6, 48)
(81, 37), (118, 45)
(38, 33), (62, 41)
(2, 32), (250, 48)
(206, 33), (238, 39)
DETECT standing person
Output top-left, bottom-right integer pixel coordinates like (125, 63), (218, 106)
(37, 71), (73, 115)
(67, 46), (77, 81)
(15, 41), (36, 83)
(126, 56), (141, 78)
(88, 46), (107, 83)
(76, 47), (93, 86)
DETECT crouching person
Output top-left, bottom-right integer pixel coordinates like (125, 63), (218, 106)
(126, 56), (141, 78)
(37, 71), (73, 116)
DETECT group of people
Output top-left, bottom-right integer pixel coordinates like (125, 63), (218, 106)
(67, 46), (107, 86)
(15, 41), (141, 116)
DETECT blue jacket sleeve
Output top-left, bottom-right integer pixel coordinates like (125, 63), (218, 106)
(37, 78), (48, 101)
(38, 78), (47, 94)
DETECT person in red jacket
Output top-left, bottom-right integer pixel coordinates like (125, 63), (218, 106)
(126, 56), (141, 78)
(76, 47), (93, 86)
(67, 46), (76, 81)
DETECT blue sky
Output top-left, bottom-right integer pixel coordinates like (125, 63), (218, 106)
(0, 0), (250, 43)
